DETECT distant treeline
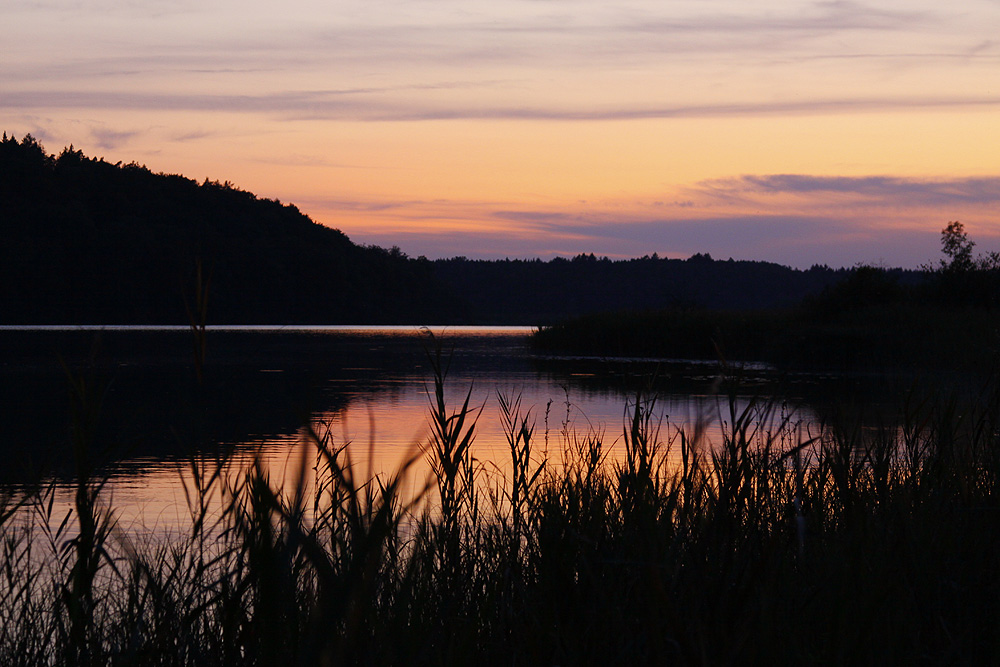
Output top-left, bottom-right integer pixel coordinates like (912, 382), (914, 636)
(1, 134), (912, 325)
(435, 254), (894, 323)
(534, 240), (1000, 371)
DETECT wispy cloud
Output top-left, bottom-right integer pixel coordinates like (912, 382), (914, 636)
(6, 89), (1000, 121)
(4, 0), (994, 127)
(300, 198), (426, 213)
(696, 174), (1000, 207)
(89, 127), (139, 150)
(169, 129), (217, 143)
(616, 1), (926, 43)
(298, 1), (930, 64)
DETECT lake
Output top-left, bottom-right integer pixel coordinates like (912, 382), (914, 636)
(1, 324), (868, 531)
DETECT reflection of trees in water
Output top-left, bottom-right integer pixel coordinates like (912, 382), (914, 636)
(0, 330), (533, 482)
(6, 329), (968, 485)
(7, 366), (431, 482)
(530, 355), (978, 438)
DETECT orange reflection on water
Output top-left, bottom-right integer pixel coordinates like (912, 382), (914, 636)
(25, 380), (809, 549)
(147, 387), (797, 529)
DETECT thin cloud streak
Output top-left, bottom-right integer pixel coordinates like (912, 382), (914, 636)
(6, 90), (1000, 121)
(697, 175), (1000, 207)
(89, 128), (140, 150)
(620, 2), (925, 36)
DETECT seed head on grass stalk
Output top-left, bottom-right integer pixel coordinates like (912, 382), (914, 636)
(616, 392), (667, 524)
(496, 389), (545, 559)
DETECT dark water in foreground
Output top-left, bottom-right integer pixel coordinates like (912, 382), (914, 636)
(0, 325), (901, 529)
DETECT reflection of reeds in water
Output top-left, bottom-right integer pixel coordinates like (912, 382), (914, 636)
(2, 360), (1000, 664)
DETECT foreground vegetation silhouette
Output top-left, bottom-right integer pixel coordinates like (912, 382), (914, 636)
(1, 338), (999, 665)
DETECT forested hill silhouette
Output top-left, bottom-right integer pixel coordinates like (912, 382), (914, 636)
(1, 134), (448, 323)
(3, 134), (871, 324)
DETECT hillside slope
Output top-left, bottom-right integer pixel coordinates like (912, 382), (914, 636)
(1, 134), (448, 324)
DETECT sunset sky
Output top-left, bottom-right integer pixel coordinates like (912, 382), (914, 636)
(4, 0), (999, 268)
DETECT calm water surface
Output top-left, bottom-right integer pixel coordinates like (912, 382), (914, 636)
(2, 325), (822, 531)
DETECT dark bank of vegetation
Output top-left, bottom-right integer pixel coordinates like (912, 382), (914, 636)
(432, 252), (850, 324)
(2, 343), (1000, 665)
(535, 222), (1000, 373)
(3, 134), (853, 325)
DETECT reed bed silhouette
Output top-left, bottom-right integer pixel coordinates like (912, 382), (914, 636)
(2, 353), (999, 665)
